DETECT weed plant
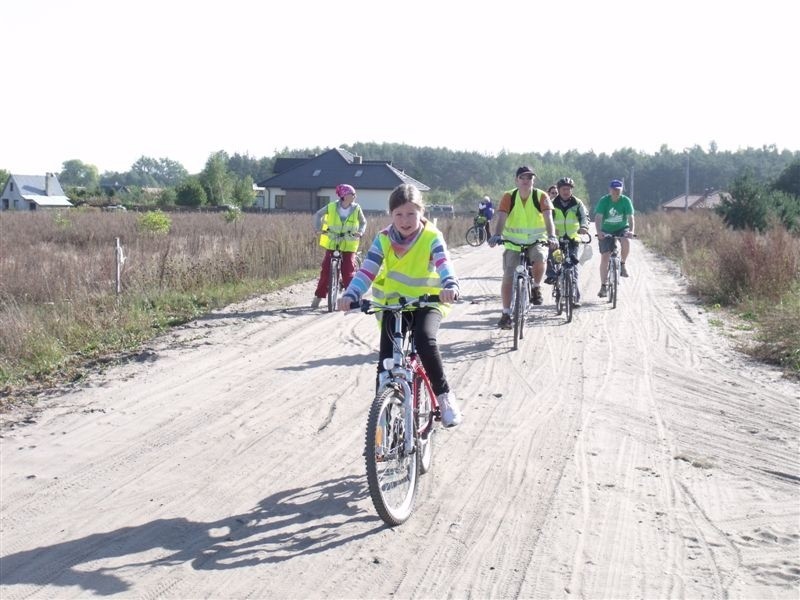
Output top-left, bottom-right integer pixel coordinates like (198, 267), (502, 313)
(639, 211), (800, 375)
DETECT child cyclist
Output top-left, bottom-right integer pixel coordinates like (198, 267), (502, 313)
(311, 183), (367, 309)
(336, 184), (463, 427)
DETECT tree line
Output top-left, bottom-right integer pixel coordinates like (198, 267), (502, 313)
(1, 143), (797, 229)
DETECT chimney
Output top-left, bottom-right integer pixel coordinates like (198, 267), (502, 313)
(353, 155), (362, 164)
(45, 173), (52, 196)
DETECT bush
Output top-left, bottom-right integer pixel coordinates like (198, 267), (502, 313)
(137, 210), (172, 235)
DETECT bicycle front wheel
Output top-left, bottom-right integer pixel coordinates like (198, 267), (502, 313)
(554, 274), (563, 316)
(365, 386), (419, 526)
(564, 270), (573, 323)
(512, 275), (526, 350)
(609, 261), (618, 308)
(466, 226), (483, 247)
(327, 258), (340, 312)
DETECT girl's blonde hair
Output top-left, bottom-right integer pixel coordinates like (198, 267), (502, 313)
(388, 184), (425, 213)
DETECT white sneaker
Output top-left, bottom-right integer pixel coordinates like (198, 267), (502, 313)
(438, 392), (462, 428)
(311, 297), (321, 309)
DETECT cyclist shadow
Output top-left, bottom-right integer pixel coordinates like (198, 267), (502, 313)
(0, 475), (381, 596)
(278, 352), (375, 371)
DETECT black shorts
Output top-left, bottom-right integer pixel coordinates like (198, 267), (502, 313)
(599, 230), (629, 254)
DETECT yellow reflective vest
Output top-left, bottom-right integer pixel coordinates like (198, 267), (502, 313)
(372, 221), (451, 317)
(319, 202), (361, 252)
(503, 188), (547, 251)
(553, 202), (581, 240)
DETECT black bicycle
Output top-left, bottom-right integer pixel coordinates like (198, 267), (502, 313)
(602, 231), (635, 309)
(552, 232), (592, 322)
(466, 215), (488, 247)
(496, 239), (548, 350)
(325, 233), (362, 313)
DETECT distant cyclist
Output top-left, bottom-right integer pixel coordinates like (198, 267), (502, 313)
(311, 184), (366, 309)
(488, 166), (557, 328)
(594, 179), (636, 298)
(547, 185), (558, 202)
(547, 177), (590, 306)
(477, 195), (494, 238)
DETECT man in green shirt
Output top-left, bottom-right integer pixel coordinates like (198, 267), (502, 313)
(594, 179), (635, 297)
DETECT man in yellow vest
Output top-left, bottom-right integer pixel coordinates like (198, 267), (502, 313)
(488, 166), (557, 329)
(311, 184), (367, 308)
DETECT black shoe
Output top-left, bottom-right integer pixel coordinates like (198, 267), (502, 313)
(621, 263), (629, 277)
(573, 301), (582, 308)
(598, 284), (608, 298)
(498, 313), (512, 329)
(532, 287), (543, 305)
(544, 276), (556, 285)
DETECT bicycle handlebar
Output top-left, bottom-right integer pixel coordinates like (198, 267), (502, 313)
(347, 294), (444, 313)
(493, 239), (550, 249)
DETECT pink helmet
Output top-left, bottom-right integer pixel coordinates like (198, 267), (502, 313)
(335, 184), (356, 198)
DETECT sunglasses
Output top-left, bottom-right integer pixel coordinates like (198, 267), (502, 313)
(518, 174), (534, 180)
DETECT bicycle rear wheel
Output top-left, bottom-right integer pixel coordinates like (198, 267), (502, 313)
(465, 226), (484, 247)
(415, 375), (434, 475)
(512, 275), (526, 350)
(327, 257), (340, 313)
(365, 386), (419, 526)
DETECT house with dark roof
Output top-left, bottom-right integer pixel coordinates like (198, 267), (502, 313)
(257, 148), (429, 212)
(1, 173), (73, 211)
(661, 189), (729, 212)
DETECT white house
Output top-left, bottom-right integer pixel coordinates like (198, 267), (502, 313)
(1, 173), (73, 211)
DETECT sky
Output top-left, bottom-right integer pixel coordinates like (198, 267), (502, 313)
(5, 0), (799, 176)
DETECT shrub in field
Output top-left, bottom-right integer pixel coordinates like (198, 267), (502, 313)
(137, 210), (172, 235)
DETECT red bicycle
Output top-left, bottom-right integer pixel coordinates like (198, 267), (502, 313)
(352, 295), (444, 526)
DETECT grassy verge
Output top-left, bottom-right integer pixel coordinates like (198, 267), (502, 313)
(639, 211), (800, 376)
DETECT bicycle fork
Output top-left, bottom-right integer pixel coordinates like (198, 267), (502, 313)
(377, 327), (415, 455)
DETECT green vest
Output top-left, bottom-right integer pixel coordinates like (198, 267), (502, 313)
(372, 221), (450, 317)
(553, 202), (580, 240)
(503, 188), (547, 251)
(319, 202), (360, 252)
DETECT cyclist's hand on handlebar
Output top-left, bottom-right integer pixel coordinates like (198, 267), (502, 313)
(548, 235), (559, 250)
(336, 297), (357, 312)
(488, 234), (502, 247)
(578, 227), (589, 235)
(625, 231), (636, 239)
(439, 288), (458, 304)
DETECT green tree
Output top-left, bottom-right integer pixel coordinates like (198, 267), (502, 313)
(59, 159), (99, 188)
(772, 160), (800, 198)
(129, 156), (188, 187)
(717, 176), (770, 231)
(232, 175), (255, 207)
(199, 151), (233, 206)
(176, 178), (207, 207)
(0, 169), (9, 190)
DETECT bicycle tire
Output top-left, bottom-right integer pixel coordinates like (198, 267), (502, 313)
(609, 260), (618, 308)
(512, 275), (525, 350)
(465, 226), (483, 247)
(365, 386), (419, 526)
(564, 269), (573, 323)
(554, 273), (563, 316)
(415, 375), (434, 475)
(327, 257), (340, 313)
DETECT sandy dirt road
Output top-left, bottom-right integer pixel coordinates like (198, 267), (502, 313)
(1, 238), (799, 599)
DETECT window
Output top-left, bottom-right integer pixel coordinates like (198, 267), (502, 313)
(312, 169), (322, 176)
(355, 169), (363, 177)
(10, 182), (14, 191)
(275, 194), (285, 209)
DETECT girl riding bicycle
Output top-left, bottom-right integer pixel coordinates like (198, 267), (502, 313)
(337, 184), (463, 427)
(311, 184), (367, 309)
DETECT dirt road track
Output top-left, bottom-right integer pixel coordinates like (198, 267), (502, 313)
(1, 240), (798, 599)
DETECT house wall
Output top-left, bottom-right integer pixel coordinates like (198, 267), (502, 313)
(261, 187), (393, 213)
(0, 183), (26, 211)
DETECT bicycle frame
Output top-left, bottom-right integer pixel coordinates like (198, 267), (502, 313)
(367, 297), (441, 455)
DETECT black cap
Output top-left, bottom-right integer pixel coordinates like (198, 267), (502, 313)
(516, 166), (536, 177)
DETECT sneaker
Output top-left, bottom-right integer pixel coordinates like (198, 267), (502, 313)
(573, 301), (582, 308)
(620, 262), (629, 277)
(437, 392), (462, 428)
(598, 284), (608, 298)
(532, 286), (543, 305)
(311, 296), (321, 309)
(544, 275), (556, 285)
(498, 313), (512, 329)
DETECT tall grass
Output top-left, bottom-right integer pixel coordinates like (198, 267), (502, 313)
(0, 210), (471, 393)
(639, 211), (800, 374)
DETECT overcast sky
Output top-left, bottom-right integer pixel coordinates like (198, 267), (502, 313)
(5, 0), (798, 176)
